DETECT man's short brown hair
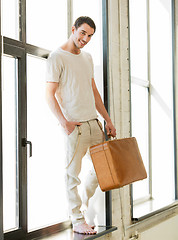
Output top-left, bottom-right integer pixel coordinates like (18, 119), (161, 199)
(73, 16), (96, 33)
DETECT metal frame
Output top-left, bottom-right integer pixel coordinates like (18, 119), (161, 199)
(67, 0), (73, 38)
(19, 0), (26, 43)
(146, 0), (153, 201)
(172, 0), (178, 200)
(0, 49), (4, 240)
(3, 43), (26, 240)
(0, 0), (4, 239)
(127, 0), (134, 220)
(102, 0), (112, 227)
(1, 0), (112, 239)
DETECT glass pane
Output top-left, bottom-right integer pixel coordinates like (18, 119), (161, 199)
(150, 0), (174, 205)
(129, 0), (148, 81)
(2, 56), (18, 232)
(131, 84), (149, 201)
(73, 0), (105, 226)
(129, 0), (149, 205)
(130, 0), (174, 218)
(26, 0), (67, 50)
(27, 55), (68, 231)
(2, 0), (19, 40)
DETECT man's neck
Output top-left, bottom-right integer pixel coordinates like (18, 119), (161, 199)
(61, 38), (81, 55)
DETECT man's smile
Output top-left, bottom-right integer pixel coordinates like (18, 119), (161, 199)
(79, 40), (86, 46)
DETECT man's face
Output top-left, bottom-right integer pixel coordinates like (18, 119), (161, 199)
(72, 23), (95, 49)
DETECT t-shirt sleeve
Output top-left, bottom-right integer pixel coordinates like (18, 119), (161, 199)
(45, 53), (62, 83)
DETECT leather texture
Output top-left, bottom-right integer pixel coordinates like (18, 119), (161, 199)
(89, 137), (147, 191)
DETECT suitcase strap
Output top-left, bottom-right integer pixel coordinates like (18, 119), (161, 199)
(96, 119), (106, 141)
(96, 119), (118, 141)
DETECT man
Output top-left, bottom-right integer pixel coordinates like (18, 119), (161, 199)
(46, 16), (116, 235)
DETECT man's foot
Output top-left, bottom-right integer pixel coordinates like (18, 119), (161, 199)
(73, 222), (97, 235)
(84, 221), (95, 229)
(89, 224), (95, 229)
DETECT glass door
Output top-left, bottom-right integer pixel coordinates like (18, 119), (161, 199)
(27, 55), (69, 232)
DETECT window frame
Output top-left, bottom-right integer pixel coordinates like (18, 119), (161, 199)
(0, 0), (112, 239)
(172, 0), (178, 200)
(0, 0), (3, 237)
(129, 0), (178, 221)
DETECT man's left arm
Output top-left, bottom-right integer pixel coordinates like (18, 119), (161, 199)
(92, 78), (116, 137)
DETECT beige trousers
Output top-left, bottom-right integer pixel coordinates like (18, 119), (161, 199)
(65, 119), (104, 226)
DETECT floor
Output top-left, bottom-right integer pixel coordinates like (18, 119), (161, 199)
(38, 226), (117, 240)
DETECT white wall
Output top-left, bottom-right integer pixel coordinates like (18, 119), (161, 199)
(140, 215), (178, 240)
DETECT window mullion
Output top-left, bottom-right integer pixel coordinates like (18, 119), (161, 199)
(0, 0), (3, 238)
(19, 0), (26, 43)
(147, 0), (153, 200)
(171, 0), (178, 200)
(67, 0), (73, 38)
(0, 35), (4, 240)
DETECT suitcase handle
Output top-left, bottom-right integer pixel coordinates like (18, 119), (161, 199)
(96, 119), (117, 141)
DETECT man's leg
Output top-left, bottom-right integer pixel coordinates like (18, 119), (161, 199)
(82, 120), (104, 209)
(65, 123), (97, 234)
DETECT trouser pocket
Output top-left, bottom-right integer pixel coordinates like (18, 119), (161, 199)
(65, 126), (82, 169)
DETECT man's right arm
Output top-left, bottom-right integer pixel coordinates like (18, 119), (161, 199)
(45, 82), (81, 135)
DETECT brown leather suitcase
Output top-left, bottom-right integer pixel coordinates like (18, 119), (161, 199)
(89, 137), (147, 191)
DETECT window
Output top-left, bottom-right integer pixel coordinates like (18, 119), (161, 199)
(129, 0), (176, 218)
(0, 0), (108, 239)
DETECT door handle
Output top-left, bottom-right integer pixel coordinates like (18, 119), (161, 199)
(22, 138), (32, 157)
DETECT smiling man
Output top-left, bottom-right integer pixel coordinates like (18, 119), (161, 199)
(45, 16), (116, 235)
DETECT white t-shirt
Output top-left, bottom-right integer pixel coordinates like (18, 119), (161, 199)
(46, 48), (98, 122)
